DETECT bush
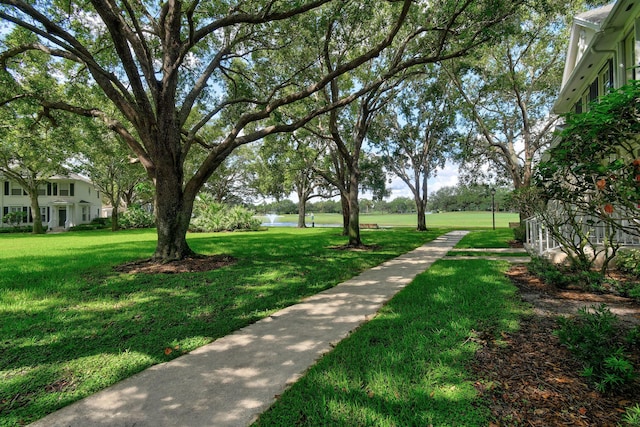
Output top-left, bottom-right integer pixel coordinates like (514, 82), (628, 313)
(0, 225), (32, 233)
(527, 256), (572, 288)
(616, 249), (640, 278)
(119, 206), (155, 229)
(91, 217), (111, 227)
(527, 255), (605, 290)
(190, 197), (260, 232)
(555, 304), (636, 393)
(512, 223), (526, 243)
(2, 211), (27, 226)
(69, 224), (101, 231)
(623, 403), (640, 426)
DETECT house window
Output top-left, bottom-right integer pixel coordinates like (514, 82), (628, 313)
(574, 101), (583, 114)
(47, 183), (58, 196)
(588, 79), (598, 103)
(59, 183), (69, 196)
(4, 206), (28, 223)
(579, 88), (590, 112)
(40, 207), (48, 223)
(82, 206), (88, 222)
(10, 182), (24, 196)
(623, 31), (636, 83)
(598, 60), (613, 96)
(37, 185), (46, 196)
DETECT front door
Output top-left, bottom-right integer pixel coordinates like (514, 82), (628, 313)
(58, 208), (67, 227)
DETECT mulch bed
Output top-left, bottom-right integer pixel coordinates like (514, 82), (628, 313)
(113, 255), (237, 274)
(473, 265), (640, 426)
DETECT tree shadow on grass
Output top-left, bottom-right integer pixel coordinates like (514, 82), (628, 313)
(1, 229), (442, 425)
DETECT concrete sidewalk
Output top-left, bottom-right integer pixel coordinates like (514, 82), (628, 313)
(30, 230), (468, 427)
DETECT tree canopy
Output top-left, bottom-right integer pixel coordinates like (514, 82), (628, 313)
(0, 0), (523, 258)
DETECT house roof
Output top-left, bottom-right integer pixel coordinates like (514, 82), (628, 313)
(49, 172), (93, 184)
(0, 169), (94, 184)
(554, 0), (638, 113)
(574, 3), (614, 28)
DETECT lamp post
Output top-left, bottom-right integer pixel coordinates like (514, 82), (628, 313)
(490, 188), (496, 230)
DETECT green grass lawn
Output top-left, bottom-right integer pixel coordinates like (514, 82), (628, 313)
(0, 227), (449, 426)
(254, 230), (528, 426)
(268, 211), (520, 228)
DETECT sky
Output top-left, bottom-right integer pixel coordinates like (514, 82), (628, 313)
(374, 160), (460, 201)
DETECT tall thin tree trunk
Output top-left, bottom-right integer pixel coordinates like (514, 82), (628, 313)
(416, 200), (427, 231)
(28, 192), (45, 234)
(297, 199), (307, 228)
(111, 205), (119, 231)
(347, 168), (362, 246)
(340, 194), (349, 236)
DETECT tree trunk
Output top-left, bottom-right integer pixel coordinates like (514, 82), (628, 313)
(154, 183), (194, 260)
(111, 205), (119, 231)
(297, 199), (307, 228)
(151, 130), (195, 261)
(28, 192), (45, 234)
(347, 169), (362, 246)
(340, 194), (349, 236)
(416, 200), (427, 231)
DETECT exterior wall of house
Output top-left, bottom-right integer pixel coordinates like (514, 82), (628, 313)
(554, 0), (640, 115)
(1, 175), (102, 230)
(526, 0), (640, 256)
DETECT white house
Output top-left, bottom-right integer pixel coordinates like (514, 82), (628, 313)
(1, 173), (102, 230)
(526, 0), (640, 255)
(553, 0), (638, 115)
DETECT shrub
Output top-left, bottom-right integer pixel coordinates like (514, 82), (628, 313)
(90, 217), (111, 227)
(2, 211), (27, 226)
(629, 285), (640, 299)
(190, 196), (260, 232)
(512, 223), (526, 243)
(528, 255), (606, 290)
(527, 256), (572, 288)
(119, 206), (155, 229)
(0, 225), (32, 233)
(555, 304), (636, 393)
(622, 403), (640, 426)
(616, 249), (640, 278)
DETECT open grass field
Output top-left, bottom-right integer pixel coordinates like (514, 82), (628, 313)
(265, 211), (520, 228)
(0, 227), (451, 426)
(1, 224), (522, 426)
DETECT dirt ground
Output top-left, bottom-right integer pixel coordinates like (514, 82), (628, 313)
(113, 254), (237, 274)
(473, 265), (640, 426)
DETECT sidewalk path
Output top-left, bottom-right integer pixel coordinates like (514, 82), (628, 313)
(30, 230), (469, 427)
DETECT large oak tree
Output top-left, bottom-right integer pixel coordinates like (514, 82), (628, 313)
(0, 0), (416, 259)
(0, 0), (522, 258)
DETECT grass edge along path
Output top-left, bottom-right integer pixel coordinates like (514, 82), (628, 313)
(0, 227), (446, 427)
(254, 258), (527, 426)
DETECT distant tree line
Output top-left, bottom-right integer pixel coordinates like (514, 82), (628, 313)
(251, 184), (513, 215)
(428, 184), (512, 212)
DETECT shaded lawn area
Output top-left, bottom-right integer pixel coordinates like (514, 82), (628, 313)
(254, 258), (527, 426)
(0, 227), (446, 426)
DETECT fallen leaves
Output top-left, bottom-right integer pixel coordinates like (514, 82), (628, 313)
(163, 345), (181, 356)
